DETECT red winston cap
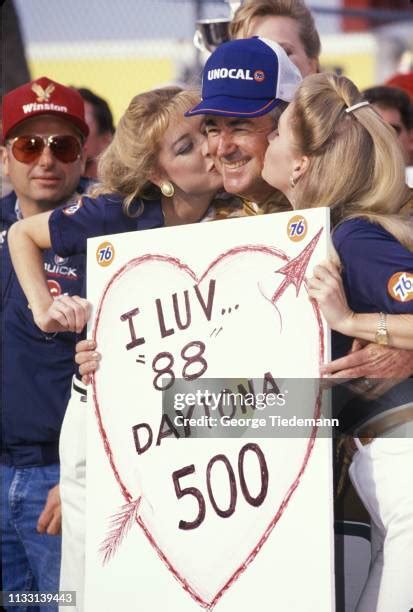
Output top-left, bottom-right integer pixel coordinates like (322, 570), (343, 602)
(2, 76), (89, 141)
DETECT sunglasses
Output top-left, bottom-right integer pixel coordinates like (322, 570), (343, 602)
(7, 134), (82, 164)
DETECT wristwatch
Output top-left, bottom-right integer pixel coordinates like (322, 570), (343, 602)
(375, 312), (389, 345)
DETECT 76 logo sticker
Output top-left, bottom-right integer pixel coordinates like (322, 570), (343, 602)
(96, 241), (115, 267)
(287, 215), (307, 242)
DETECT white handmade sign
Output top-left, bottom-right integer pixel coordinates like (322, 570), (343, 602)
(85, 209), (335, 612)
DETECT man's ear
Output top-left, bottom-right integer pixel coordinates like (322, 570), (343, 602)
(100, 131), (113, 148)
(2, 145), (10, 177)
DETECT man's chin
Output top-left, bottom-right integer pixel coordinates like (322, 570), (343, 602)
(223, 172), (254, 198)
(31, 189), (72, 209)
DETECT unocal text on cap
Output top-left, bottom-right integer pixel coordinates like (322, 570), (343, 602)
(207, 68), (256, 81)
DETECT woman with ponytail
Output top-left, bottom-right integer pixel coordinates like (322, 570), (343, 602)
(262, 72), (413, 612)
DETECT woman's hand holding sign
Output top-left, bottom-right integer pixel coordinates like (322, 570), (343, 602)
(308, 261), (413, 350)
(307, 261), (353, 335)
(37, 295), (92, 334)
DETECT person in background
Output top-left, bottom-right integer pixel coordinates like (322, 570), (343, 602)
(362, 85), (413, 172)
(1, 120), (14, 197)
(229, 0), (320, 76)
(386, 71), (413, 101)
(75, 87), (114, 180)
(1, 76), (89, 612)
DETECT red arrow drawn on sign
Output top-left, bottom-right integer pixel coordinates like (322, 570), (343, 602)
(272, 227), (323, 305)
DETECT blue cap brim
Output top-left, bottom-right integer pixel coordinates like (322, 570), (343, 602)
(185, 96), (280, 118)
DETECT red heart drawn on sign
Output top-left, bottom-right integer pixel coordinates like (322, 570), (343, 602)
(91, 241), (325, 609)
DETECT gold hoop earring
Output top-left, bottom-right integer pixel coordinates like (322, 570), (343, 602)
(289, 175), (296, 189)
(160, 181), (174, 198)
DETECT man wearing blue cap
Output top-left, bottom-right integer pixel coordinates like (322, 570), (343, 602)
(186, 36), (301, 215)
(187, 35), (413, 394)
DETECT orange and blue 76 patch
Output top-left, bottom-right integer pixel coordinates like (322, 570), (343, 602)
(387, 271), (413, 302)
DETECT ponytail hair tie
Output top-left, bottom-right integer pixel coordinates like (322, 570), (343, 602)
(345, 101), (370, 113)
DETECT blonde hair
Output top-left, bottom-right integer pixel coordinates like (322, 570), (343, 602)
(230, 0), (321, 64)
(289, 73), (413, 251)
(90, 87), (201, 215)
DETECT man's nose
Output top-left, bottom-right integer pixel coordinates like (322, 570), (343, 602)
(216, 131), (236, 158)
(37, 144), (56, 168)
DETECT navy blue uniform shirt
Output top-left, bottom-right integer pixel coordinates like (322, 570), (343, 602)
(1, 181), (90, 467)
(49, 193), (164, 256)
(2, 191), (162, 467)
(331, 217), (413, 430)
(332, 217), (413, 359)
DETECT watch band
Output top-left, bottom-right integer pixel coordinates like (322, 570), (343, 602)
(375, 312), (389, 345)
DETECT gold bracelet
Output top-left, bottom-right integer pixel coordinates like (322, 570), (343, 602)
(374, 312), (389, 345)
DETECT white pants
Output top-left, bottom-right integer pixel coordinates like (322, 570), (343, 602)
(59, 377), (87, 612)
(349, 427), (413, 612)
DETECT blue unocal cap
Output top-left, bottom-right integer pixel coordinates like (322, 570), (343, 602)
(186, 37), (302, 118)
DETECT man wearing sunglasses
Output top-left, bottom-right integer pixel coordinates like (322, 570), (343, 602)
(1, 76), (90, 608)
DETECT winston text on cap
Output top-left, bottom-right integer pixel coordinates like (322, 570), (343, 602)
(22, 103), (68, 114)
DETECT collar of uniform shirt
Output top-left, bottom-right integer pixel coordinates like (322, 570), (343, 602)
(241, 191), (290, 216)
(14, 199), (23, 220)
